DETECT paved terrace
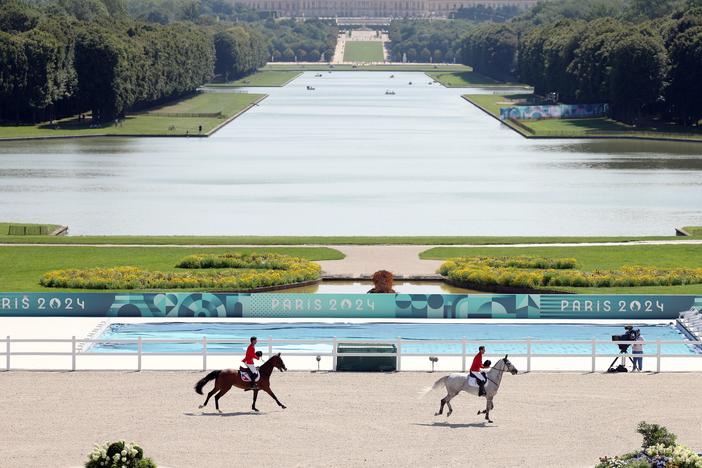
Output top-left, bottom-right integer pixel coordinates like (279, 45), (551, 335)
(1, 372), (701, 467)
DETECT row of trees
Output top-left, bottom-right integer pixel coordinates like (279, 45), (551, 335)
(124, 0), (338, 63)
(0, 0), (267, 122)
(461, 0), (702, 125)
(388, 20), (474, 63)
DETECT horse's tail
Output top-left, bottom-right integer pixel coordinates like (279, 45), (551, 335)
(419, 375), (449, 398)
(194, 370), (221, 395)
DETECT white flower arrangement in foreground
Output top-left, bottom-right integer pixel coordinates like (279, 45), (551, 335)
(85, 440), (156, 468)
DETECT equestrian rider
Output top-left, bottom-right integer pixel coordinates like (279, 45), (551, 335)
(469, 346), (491, 397)
(242, 336), (260, 389)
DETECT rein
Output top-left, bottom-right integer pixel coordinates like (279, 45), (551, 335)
(485, 361), (510, 387)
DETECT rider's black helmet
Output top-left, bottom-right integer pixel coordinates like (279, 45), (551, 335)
(483, 360), (492, 367)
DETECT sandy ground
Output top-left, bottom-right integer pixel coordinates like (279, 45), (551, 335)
(1, 372), (701, 468)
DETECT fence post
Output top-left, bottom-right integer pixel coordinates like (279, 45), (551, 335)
(527, 338), (532, 373)
(591, 338), (596, 373)
(5, 336), (10, 371)
(396, 337), (402, 372)
(656, 339), (661, 373)
(71, 336), (76, 371)
(137, 337), (142, 371)
(461, 338), (466, 372)
(202, 336), (207, 372)
(268, 336), (273, 358)
(332, 337), (337, 371)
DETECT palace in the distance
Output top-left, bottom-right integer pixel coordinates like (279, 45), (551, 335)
(230, 0), (536, 18)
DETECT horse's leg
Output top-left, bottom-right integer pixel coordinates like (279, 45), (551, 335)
(214, 384), (231, 414)
(445, 393), (455, 417)
(200, 387), (218, 409)
(435, 393), (448, 416)
(252, 389), (260, 412)
(484, 397), (494, 423)
(263, 387), (286, 409)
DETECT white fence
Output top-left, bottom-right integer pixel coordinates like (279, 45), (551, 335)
(3, 336), (702, 372)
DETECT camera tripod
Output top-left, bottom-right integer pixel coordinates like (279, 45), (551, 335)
(607, 348), (636, 372)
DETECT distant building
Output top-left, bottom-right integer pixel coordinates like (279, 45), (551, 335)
(232, 0), (535, 18)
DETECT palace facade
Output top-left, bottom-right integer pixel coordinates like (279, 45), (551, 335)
(232, 0), (536, 18)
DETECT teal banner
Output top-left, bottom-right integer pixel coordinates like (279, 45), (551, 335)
(0, 293), (700, 319)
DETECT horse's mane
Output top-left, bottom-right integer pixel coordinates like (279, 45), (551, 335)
(259, 354), (280, 372)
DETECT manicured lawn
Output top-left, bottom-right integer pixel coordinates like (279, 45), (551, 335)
(463, 93), (702, 142)
(263, 63), (470, 72)
(682, 226), (702, 235)
(0, 235), (689, 245)
(0, 246), (343, 292)
(0, 93), (265, 139)
(426, 71), (527, 88)
(421, 244), (702, 294)
(343, 41), (385, 62)
(207, 71), (301, 87)
(0, 223), (62, 236)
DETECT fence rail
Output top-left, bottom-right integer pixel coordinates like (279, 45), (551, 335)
(3, 336), (702, 373)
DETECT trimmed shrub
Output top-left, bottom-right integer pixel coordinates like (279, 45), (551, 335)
(439, 256), (702, 290)
(177, 252), (312, 271)
(85, 440), (156, 468)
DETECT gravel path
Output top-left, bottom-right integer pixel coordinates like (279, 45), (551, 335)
(2, 372), (701, 468)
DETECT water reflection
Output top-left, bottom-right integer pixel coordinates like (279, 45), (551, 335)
(0, 71), (701, 235)
(283, 281), (481, 294)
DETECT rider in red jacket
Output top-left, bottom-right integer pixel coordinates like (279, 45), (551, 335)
(242, 336), (260, 389)
(469, 346), (491, 396)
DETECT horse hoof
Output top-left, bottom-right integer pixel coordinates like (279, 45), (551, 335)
(198, 405), (204, 409)
(281, 405), (287, 409)
(253, 408), (259, 412)
(217, 410), (222, 414)
(488, 420), (493, 423)
(434, 412), (440, 416)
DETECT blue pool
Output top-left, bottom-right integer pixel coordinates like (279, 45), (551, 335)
(93, 322), (696, 355)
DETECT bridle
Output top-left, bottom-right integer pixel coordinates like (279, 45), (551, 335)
(485, 359), (512, 387)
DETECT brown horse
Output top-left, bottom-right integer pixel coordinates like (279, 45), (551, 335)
(194, 353), (288, 413)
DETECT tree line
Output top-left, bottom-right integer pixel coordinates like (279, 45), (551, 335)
(461, 0), (702, 124)
(0, 0), (268, 123)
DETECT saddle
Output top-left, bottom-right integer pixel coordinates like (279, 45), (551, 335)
(466, 373), (486, 388)
(239, 367), (260, 382)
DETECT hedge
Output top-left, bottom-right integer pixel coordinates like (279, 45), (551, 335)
(439, 256), (702, 289)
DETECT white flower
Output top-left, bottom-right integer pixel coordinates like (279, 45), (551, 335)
(121, 450), (127, 456)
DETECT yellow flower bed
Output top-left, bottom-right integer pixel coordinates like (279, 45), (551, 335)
(40, 253), (321, 290)
(177, 252), (313, 270)
(439, 256), (702, 289)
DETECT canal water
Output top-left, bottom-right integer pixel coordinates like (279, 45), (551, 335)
(1, 71), (701, 235)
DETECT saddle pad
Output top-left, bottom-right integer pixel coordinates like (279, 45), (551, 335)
(239, 369), (259, 382)
(467, 376), (484, 388)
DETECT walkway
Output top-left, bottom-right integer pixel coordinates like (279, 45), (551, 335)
(2, 372), (701, 467)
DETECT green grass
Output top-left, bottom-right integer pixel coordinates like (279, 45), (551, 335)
(421, 244), (702, 294)
(463, 93), (702, 142)
(0, 246), (343, 292)
(682, 226), (702, 236)
(0, 223), (62, 236)
(343, 41), (385, 62)
(262, 63), (471, 72)
(207, 71), (301, 87)
(0, 235), (691, 245)
(0, 93), (265, 140)
(426, 71), (528, 88)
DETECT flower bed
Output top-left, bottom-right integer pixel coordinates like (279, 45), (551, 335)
(86, 440), (156, 468)
(177, 252), (313, 270)
(40, 253), (321, 290)
(439, 256), (702, 290)
(597, 422), (702, 468)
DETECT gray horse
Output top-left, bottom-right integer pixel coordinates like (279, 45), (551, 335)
(425, 355), (518, 423)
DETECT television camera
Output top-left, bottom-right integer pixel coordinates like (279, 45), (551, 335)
(608, 326), (639, 372)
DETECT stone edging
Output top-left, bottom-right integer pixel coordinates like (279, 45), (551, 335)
(206, 94), (268, 136)
(444, 279), (571, 295)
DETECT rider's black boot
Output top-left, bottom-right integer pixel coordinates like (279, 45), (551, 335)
(478, 384), (486, 396)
